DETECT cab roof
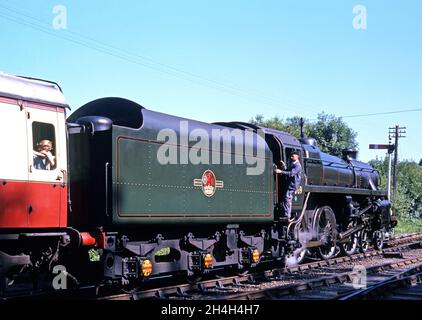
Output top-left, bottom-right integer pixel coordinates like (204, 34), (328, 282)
(0, 72), (68, 108)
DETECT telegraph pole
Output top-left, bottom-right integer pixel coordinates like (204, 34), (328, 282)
(389, 125), (406, 201)
(387, 147), (393, 201)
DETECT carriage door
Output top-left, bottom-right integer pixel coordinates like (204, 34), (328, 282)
(26, 106), (65, 227)
(0, 100), (29, 227)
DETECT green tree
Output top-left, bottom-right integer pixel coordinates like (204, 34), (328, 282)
(397, 161), (422, 219)
(250, 112), (358, 157)
(307, 113), (358, 156)
(250, 115), (305, 138)
(370, 159), (422, 221)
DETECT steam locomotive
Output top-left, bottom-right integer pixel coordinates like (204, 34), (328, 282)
(0, 72), (395, 294)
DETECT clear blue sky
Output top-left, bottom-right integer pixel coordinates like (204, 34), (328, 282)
(1, 0), (421, 162)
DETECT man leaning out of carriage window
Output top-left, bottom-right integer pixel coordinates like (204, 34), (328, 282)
(33, 139), (55, 170)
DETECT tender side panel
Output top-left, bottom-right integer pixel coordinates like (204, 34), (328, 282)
(112, 127), (274, 225)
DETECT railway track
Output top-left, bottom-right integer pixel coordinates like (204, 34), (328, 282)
(99, 232), (422, 300)
(339, 263), (422, 300)
(2, 232), (422, 301)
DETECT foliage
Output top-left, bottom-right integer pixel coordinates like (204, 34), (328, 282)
(394, 218), (422, 234)
(250, 112), (358, 157)
(88, 248), (100, 262)
(370, 158), (422, 221)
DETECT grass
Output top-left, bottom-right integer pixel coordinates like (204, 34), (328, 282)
(394, 218), (422, 234)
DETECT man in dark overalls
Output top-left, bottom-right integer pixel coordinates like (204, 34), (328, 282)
(275, 151), (302, 220)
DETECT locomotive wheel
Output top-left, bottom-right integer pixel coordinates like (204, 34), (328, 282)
(340, 221), (359, 256)
(313, 206), (338, 260)
(296, 248), (308, 264)
(372, 230), (384, 250)
(359, 229), (370, 253)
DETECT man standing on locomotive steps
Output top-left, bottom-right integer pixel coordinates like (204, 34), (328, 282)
(275, 151), (302, 220)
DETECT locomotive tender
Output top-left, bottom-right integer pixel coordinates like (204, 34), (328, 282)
(0, 72), (395, 293)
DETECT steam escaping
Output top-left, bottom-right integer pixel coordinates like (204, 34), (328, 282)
(285, 228), (316, 267)
(285, 248), (306, 267)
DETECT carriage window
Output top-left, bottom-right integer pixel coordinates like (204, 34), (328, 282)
(32, 122), (56, 170)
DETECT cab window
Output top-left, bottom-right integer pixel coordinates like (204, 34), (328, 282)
(285, 147), (301, 161)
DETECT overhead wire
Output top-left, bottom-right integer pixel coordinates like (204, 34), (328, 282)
(308, 107), (422, 121)
(0, 1), (319, 113)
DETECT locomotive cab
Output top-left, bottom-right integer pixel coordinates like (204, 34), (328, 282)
(213, 122), (306, 220)
(255, 127), (305, 219)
